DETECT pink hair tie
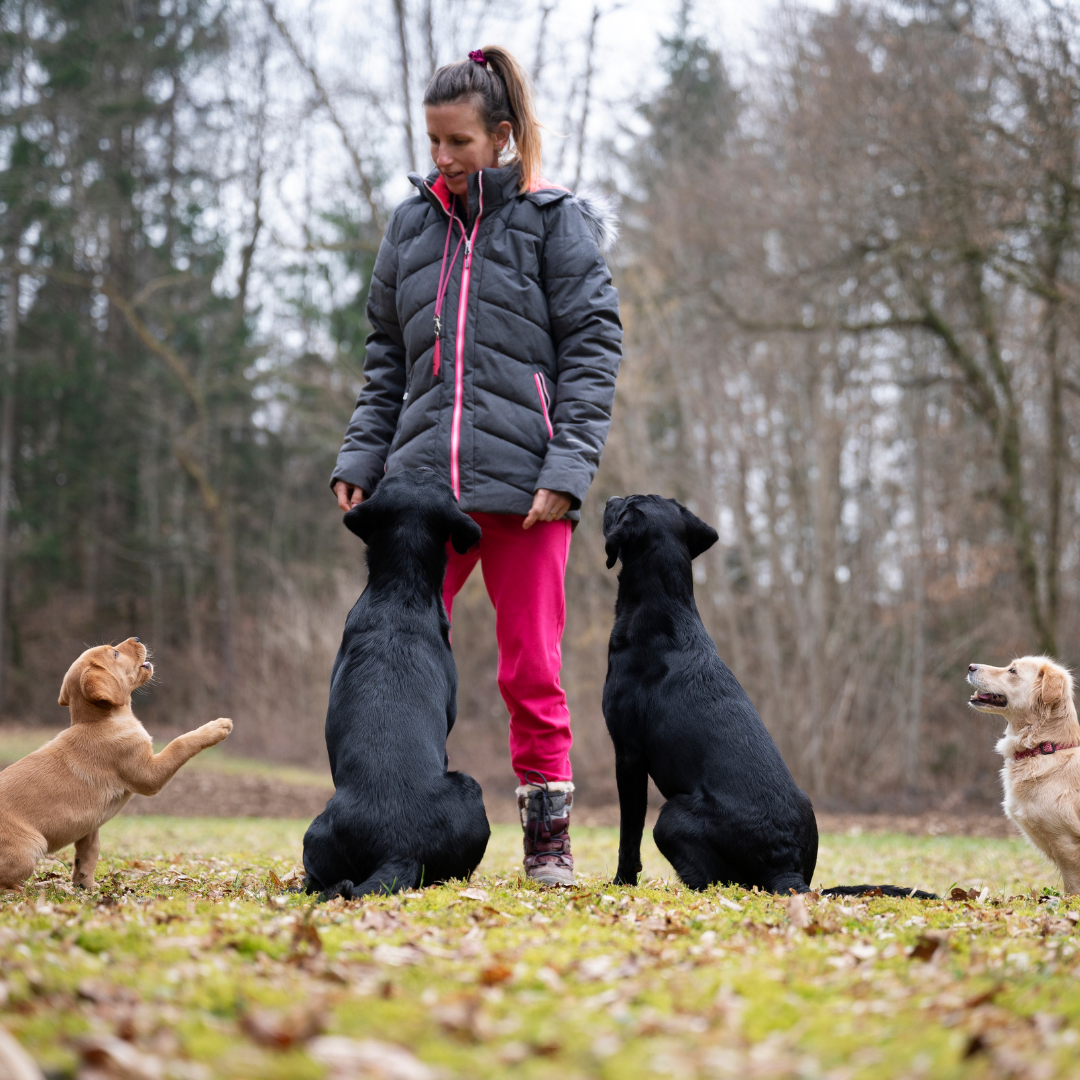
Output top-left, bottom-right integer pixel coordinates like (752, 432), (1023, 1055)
(468, 49), (487, 66)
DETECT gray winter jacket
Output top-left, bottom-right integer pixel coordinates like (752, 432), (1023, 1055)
(330, 164), (622, 520)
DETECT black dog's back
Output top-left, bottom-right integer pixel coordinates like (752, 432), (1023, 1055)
(602, 494), (818, 895)
(302, 470), (490, 899)
(602, 494), (936, 900)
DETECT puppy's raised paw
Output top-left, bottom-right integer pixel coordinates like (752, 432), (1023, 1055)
(201, 717), (233, 745)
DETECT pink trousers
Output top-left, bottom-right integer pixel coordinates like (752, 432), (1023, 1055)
(443, 512), (573, 783)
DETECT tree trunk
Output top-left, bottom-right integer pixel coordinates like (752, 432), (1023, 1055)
(907, 380), (926, 790)
(0, 271), (17, 715)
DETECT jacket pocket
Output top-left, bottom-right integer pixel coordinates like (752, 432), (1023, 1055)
(533, 372), (553, 440)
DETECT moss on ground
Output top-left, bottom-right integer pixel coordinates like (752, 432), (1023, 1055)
(0, 818), (1075, 1078)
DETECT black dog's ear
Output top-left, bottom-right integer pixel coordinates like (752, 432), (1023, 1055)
(343, 500), (383, 542)
(603, 497), (631, 569)
(680, 504), (719, 560)
(447, 505), (482, 554)
(604, 529), (627, 570)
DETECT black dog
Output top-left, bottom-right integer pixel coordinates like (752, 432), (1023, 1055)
(602, 495), (935, 899)
(302, 470), (490, 899)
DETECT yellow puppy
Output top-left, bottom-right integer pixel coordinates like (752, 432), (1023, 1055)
(968, 655), (1080, 893)
(0, 638), (232, 890)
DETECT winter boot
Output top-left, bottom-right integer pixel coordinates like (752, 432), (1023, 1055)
(517, 773), (575, 886)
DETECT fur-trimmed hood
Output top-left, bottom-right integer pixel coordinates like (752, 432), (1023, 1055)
(568, 188), (620, 253)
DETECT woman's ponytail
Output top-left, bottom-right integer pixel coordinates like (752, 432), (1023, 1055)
(478, 46), (542, 193)
(423, 45), (543, 193)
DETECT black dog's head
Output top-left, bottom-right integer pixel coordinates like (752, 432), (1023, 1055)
(603, 495), (718, 570)
(343, 469), (482, 555)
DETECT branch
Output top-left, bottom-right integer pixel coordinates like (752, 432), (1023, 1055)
(42, 268), (206, 423)
(130, 273), (193, 308)
(392, 0), (416, 173)
(261, 0), (384, 231)
(708, 283), (1002, 421)
(571, 5), (601, 191)
(708, 286), (928, 335)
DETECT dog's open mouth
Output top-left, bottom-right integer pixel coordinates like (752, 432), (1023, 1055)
(970, 691), (1007, 708)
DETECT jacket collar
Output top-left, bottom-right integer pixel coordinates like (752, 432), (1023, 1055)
(409, 164), (570, 220)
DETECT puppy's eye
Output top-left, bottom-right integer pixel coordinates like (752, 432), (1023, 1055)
(113, 651), (119, 659)
(1008, 668), (1017, 675)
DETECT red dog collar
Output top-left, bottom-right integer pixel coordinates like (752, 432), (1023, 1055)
(1014, 741), (1079, 760)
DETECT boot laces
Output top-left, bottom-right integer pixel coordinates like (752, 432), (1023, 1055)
(524, 770), (557, 845)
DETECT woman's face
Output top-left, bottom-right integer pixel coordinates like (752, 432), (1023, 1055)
(426, 100), (511, 197)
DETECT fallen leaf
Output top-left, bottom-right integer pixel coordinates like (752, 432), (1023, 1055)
(240, 1005), (325, 1049)
(291, 921), (322, 956)
(909, 933), (945, 961)
(78, 1034), (163, 1080)
(479, 964), (513, 986)
(577, 955), (618, 981)
(308, 1036), (437, 1080)
(372, 944), (423, 967)
(535, 966), (563, 991)
(459, 888), (488, 902)
(785, 895), (811, 930)
(963, 1032), (989, 1059)
(964, 985), (1003, 1009)
(431, 996), (491, 1042)
(358, 909), (398, 931)
(0, 1026), (44, 1080)
(77, 980), (136, 1005)
(848, 943), (877, 962)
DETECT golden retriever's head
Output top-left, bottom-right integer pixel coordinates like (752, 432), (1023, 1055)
(58, 638), (152, 716)
(966, 655), (1075, 728)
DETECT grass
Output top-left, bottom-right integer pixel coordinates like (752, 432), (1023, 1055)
(1, 819), (1077, 1079)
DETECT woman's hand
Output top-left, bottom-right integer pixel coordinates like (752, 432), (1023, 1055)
(334, 481), (365, 512)
(523, 488), (572, 529)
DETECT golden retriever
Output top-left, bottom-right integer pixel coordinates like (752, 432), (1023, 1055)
(968, 655), (1080, 893)
(0, 638), (232, 891)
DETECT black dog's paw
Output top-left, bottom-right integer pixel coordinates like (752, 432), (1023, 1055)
(318, 879), (357, 903)
(613, 868), (639, 887)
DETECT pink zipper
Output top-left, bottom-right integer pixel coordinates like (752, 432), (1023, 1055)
(432, 215), (466, 378)
(534, 373), (553, 439)
(448, 174), (484, 500)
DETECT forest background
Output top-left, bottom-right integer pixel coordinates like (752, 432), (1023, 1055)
(1, 0), (1077, 813)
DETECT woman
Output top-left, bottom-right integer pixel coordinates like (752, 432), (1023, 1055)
(330, 46), (622, 885)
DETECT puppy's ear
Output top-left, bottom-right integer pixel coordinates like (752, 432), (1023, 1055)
(343, 500), (383, 542)
(58, 668), (74, 707)
(80, 664), (126, 709)
(680, 504), (719, 560)
(447, 507), (482, 555)
(1036, 662), (1069, 711)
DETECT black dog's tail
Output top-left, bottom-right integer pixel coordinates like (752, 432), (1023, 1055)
(821, 884), (938, 900)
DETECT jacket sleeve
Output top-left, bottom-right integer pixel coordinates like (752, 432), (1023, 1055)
(536, 197), (623, 508)
(330, 209), (407, 494)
